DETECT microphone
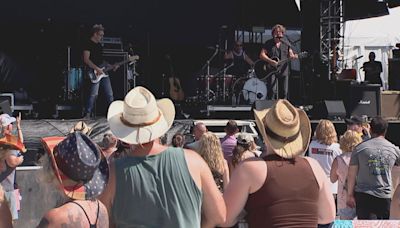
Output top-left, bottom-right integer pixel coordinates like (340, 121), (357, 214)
(256, 92), (263, 99)
(354, 55), (364, 60)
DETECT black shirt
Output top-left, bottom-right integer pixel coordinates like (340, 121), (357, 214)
(262, 38), (290, 76)
(363, 60), (383, 86)
(83, 40), (103, 66)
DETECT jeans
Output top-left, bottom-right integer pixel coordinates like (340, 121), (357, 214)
(266, 73), (288, 99)
(85, 76), (114, 114)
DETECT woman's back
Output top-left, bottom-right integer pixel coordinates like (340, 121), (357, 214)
(245, 154), (319, 227)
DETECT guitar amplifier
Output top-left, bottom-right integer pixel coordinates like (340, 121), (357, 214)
(345, 84), (381, 118)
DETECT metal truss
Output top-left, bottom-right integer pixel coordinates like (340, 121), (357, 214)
(320, 0), (344, 80)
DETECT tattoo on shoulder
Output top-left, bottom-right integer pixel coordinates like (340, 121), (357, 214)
(37, 217), (50, 228)
(60, 208), (84, 228)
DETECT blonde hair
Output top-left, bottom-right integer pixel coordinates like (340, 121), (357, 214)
(315, 119), (338, 145)
(340, 130), (362, 152)
(198, 132), (225, 173)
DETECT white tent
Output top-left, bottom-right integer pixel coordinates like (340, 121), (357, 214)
(342, 6), (400, 88)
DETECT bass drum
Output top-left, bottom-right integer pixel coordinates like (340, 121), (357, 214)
(242, 78), (267, 104)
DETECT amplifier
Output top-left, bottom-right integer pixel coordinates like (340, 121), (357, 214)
(381, 90), (400, 119)
(342, 84), (381, 118)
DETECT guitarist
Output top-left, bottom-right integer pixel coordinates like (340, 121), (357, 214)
(82, 24), (118, 118)
(259, 24), (298, 99)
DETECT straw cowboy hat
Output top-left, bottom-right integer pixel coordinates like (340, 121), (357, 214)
(70, 121), (92, 135)
(253, 99), (311, 158)
(41, 132), (109, 200)
(107, 86), (175, 144)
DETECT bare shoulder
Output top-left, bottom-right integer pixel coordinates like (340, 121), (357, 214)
(38, 204), (85, 228)
(303, 156), (325, 189)
(183, 148), (207, 169)
(233, 157), (267, 193)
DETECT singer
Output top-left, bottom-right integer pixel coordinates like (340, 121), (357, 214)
(259, 24), (298, 99)
(224, 40), (255, 77)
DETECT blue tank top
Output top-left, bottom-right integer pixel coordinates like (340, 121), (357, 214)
(112, 147), (202, 228)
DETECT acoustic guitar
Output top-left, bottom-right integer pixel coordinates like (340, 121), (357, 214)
(255, 51), (308, 81)
(166, 55), (184, 101)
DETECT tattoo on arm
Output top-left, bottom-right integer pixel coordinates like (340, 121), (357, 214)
(60, 208), (85, 228)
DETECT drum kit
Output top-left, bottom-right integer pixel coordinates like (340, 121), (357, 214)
(190, 52), (268, 106)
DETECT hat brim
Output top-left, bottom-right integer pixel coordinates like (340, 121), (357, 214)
(254, 107), (311, 158)
(69, 121), (93, 135)
(107, 98), (175, 144)
(41, 136), (109, 200)
(0, 134), (27, 152)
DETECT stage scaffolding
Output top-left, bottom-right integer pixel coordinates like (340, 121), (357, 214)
(320, 0), (345, 80)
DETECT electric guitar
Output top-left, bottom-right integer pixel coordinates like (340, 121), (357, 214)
(88, 55), (139, 83)
(255, 51), (308, 81)
(166, 55), (185, 101)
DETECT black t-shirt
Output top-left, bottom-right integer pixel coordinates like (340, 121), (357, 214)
(363, 60), (383, 86)
(83, 40), (103, 66)
(262, 38), (290, 76)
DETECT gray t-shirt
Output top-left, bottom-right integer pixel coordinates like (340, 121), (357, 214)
(350, 137), (400, 198)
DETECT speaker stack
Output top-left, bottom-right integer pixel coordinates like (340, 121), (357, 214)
(335, 82), (381, 118)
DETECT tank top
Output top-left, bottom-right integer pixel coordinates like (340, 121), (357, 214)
(112, 147), (202, 228)
(245, 154), (319, 228)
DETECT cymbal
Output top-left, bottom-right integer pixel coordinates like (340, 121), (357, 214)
(207, 46), (228, 52)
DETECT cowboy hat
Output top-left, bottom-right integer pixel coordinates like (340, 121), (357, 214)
(70, 121), (92, 135)
(236, 132), (254, 145)
(253, 99), (311, 158)
(41, 132), (109, 200)
(107, 86), (175, 144)
(0, 134), (27, 152)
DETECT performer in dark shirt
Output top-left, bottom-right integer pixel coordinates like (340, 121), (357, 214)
(224, 40), (254, 77)
(362, 52), (383, 87)
(259, 24), (298, 99)
(82, 24), (117, 118)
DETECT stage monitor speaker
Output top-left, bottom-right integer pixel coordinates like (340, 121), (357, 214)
(0, 99), (12, 115)
(381, 90), (400, 119)
(252, 100), (276, 112)
(312, 100), (346, 120)
(346, 84), (381, 118)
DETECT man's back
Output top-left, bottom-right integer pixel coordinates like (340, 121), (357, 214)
(351, 137), (400, 198)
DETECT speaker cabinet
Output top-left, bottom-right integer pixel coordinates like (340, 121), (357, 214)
(0, 93), (14, 115)
(389, 58), (400, 90)
(312, 100), (346, 120)
(381, 90), (400, 119)
(346, 84), (381, 118)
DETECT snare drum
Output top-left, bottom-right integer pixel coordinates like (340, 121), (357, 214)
(67, 68), (83, 92)
(242, 78), (267, 104)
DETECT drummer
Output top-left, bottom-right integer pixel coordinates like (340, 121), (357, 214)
(224, 40), (255, 77)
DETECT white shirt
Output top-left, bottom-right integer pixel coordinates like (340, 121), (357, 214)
(309, 140), (342, 194)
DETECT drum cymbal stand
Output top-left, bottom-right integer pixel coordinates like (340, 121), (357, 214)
(201, 45), (219, 102)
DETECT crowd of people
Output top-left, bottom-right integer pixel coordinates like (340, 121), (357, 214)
(2, 85), (400, 227)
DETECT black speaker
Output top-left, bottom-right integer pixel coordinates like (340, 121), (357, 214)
(252, 100), (276, 111)
(0, 99), (12, 115)
(312, 100), (346, 120)
(389, 58), (400, 90)
(346, 84), (381, 118)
